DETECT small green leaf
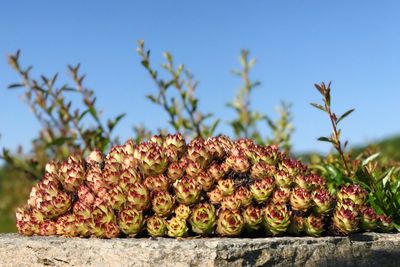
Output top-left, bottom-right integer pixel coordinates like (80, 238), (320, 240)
(337, 109), (355, 124)
(310, 103), (325, 112)
(362, 152), (381, 167)
(8, 83), (24, 89)
(317, 136), (335, 144)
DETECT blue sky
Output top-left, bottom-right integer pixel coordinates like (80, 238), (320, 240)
(1, 1), (400, 154)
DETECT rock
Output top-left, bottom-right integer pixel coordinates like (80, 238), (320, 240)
(0, 233), (399, 266)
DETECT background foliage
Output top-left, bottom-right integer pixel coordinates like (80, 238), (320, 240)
(1, 41), (399, 232)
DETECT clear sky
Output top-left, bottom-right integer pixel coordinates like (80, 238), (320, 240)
(1, 0), (400, 155)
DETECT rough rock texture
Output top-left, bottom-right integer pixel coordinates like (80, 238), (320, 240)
(0, 233), (400, 267)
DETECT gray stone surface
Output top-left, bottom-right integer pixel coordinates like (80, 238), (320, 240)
(0, 233), (400, 266)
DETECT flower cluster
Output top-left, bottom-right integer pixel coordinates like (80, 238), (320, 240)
(16, 134), (389, 238)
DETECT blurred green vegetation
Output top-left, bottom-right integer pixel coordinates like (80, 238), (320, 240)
(0, 165), (34, 232)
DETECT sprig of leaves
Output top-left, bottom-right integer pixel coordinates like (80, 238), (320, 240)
(311, 82), (354, 177)
(137, 40), (219, 139)
(1, 50), (124, 179)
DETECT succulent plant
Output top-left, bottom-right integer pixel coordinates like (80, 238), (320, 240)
(216, 209), (244, 236)
(263, 204), (290, 236)
(126, 183), (150, 211)
(274, 170), (292, 188)
(164, 133), (186, 155)
(167, 160), (186, 181)
(235, 187), (252, 208)
(167, 217), (189, 238)
(189, 203), (216, 235)
(144, 174), (170, 191)
(174, 177), (201, 205)
(333, 207), (359, 234)
(207, 187), (224, 205)
(359, 206), (378, 231)
(243, 205), (263, 232)
(146, 216), (167, 237)
(271, 187), (291, 204)
(304, 214), (324, 237)
(217, 179), (235, 196)
(378, 215), (394, 232)
(186, 138), (211, 168)
(196, 171), (215, 191)
(151, 191), (175, 217)
(337, 184), (368, 206)
(118, 207), (144, 236)
(226, 154), (250, 173)
(250, 177), (275, 203)
(312, 189), (333, 214)
(16, 133), (385, 239)
(221, 194), (241, 211)
(174, 204), (191, 220)
(137, 142), (168, 176)
(290, 187), (311, 212)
